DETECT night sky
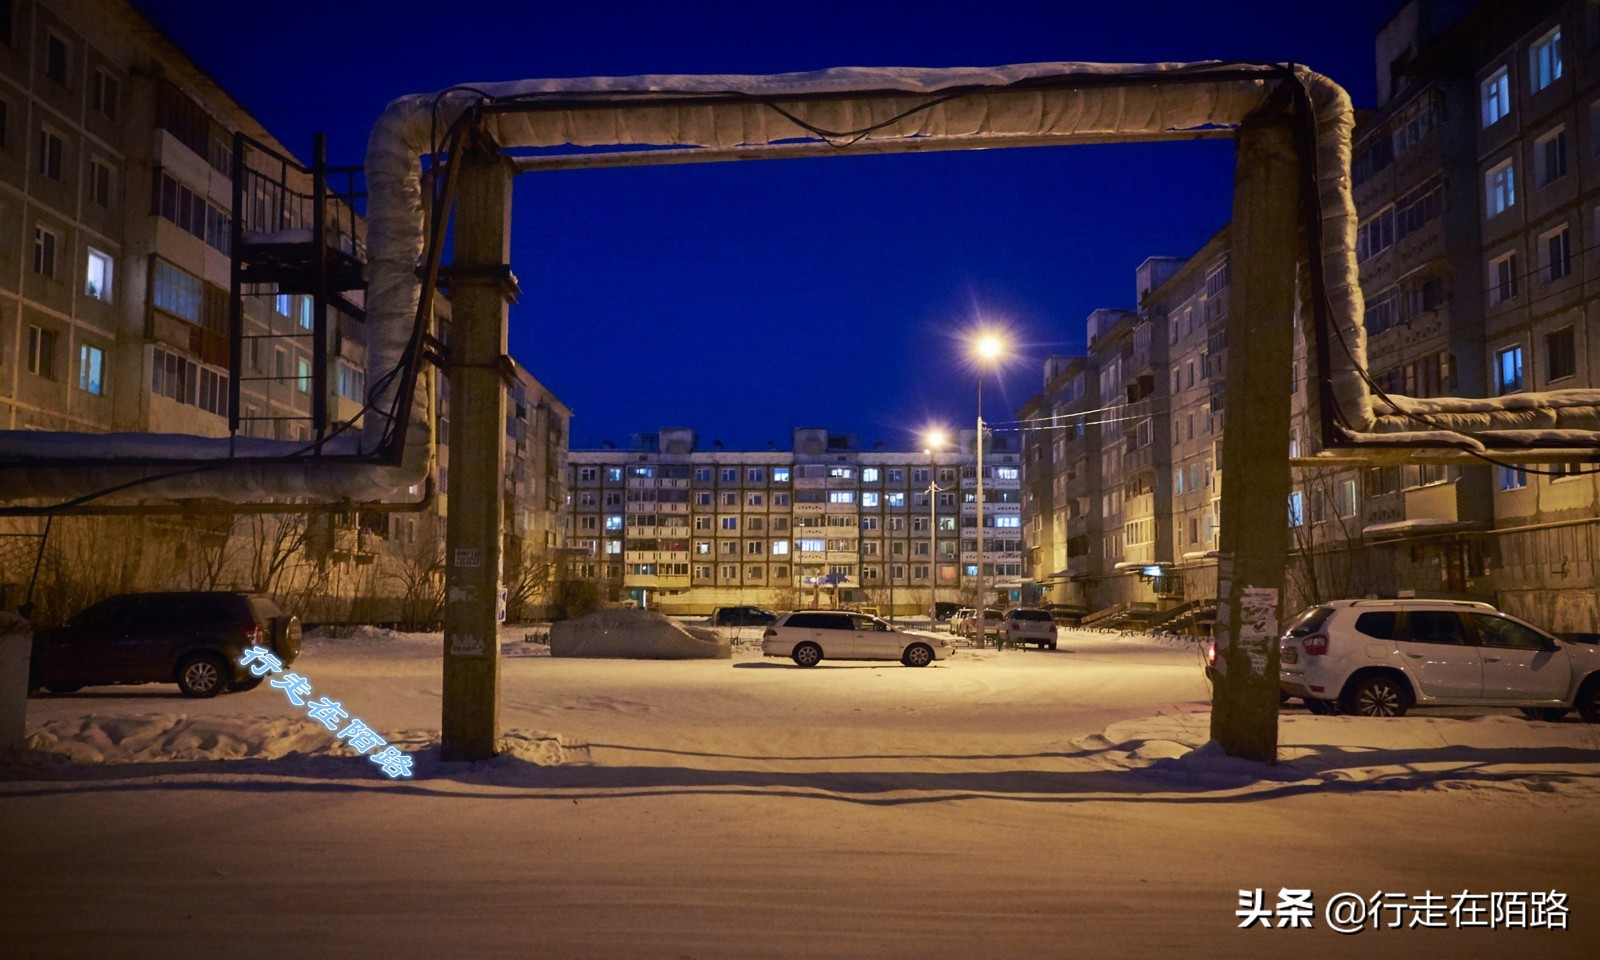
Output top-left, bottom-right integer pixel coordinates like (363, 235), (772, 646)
(136, 0), (1402, 450)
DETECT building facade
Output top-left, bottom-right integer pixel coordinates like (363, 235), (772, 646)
(0, 0), (570, 623)
(567, 428), (1023, 616)
(1018, 0), (1600, 635)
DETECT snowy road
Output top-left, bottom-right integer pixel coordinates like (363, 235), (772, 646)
(3, 629), (1597, 959)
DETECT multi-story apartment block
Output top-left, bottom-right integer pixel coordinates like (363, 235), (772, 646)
(1019, 0), (1600, 635)
(0, 0), (569, 623)
(567, 427), (1022, 616)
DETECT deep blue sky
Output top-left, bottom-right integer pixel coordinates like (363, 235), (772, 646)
(138, 0), (1402, 450)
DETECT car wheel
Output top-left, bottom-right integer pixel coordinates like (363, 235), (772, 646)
(1047, 641), (1057, 651)
(791, 643), (822, 668)
(1518, 707), (1568, 722)
(1342, 674), (1410, 718)
(1278, 689), (1291, 705)
(228, 675), (266, 693)
(1577, 678), (1600, 724)
(902, 643), (934, 668)
(176, 653), (229, 698)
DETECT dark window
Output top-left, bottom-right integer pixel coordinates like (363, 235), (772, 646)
(0, 0), (12, 47)
(1546, 327), (1576, 382)
(36, 129), (62, 181)
(1353, 612), (1397, 639)
(44, 32), (68, 85)
(1404, 610), (1465, 645)
(1468, 614), (1549, 651)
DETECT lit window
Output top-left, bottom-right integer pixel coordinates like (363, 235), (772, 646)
(604, 515), (623, 531)
(1495, 345), (1523, 395)
(85, 248), (113, 301)
(886, 493), (905, 507)
(1288, 491), (1304, 527)
(861, 467), (879, 482)
(773, 467), (790, 483)
(78, 344), (104, 395)
(1481, 67), (1510, 127)
(771, 541), (789, 555)
(1530, 27), (1562, 93)
(296, 357), (311, 393)
(828, 490), (856, 504)
(861, 491), (880, 507)
(1485, 159), (1515, 216)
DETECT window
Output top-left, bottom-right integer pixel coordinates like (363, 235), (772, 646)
(32, 225), (57, 278)
(1355, 206), (1395, 261)
(771, 540), (789, 555)
(720, 516), (738, 530)
(861, 467), (879, 482)
(36, 128), (62, 181)
(1485, 159), (1515, 216)
(297, 296), (314, 330)
(772, 467), (790, 483)
(747, 541), (763, 555)
(296, 357), (311, 393)
(91, 68), (118, 120)
(1288, 491), (1304, 527)
(694, 467), (711, 482)
(861, 491), (880, 507)
(1394, 175), (1443, 239)
(1540, 225), (1571, 283)
(1530, 27), (1562, 93)
(797, 538), (825, 552)
(746, 492), (763, 507)
(335, 360), (365, 402)
(1482, 67), (1510, 127)
(720, 492), (737, 506)
(153, 170), (232, 254)
(886, 492), (905, 507)
(828, 490), (855, 504)
(604, 515), (623, 531)
(1535, 127), (1568, 186)
(828, 466), (854, 479)
(746, 468), (764, 482)
(1497, 464), (1528, 491)
(996, 467), (1019, 481)
(578, 467), (597, 482)
(1336, 479), (1358, 519)
(44, 31), (68, 85)
(605, 467), (623, 482)
(720, 468), (737, 482)
(78, 343), (104, 394)
(1546, 327), (1576, 383)
(84, 248), (112, 301)
(151, 259), (203, 323)
(1488, 252), (1518, 305)
(88, 158), (112, 207)
(27, 325), (56, 378)
(695, 492), (712, 506)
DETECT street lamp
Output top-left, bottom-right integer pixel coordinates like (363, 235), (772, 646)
(923, 429), (946, 626)
(972, 332), (1006, 648)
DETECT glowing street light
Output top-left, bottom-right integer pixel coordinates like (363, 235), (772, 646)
(970, 330), (1007, 649)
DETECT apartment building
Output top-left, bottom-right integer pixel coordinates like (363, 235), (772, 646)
(567, 427), (1022, 616)
(1018, 0), (1600, 634)
(0, 0), (570, 623)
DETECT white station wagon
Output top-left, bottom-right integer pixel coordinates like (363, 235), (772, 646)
(762, 611), (952, 667)
(1278, 599), (1600, 721)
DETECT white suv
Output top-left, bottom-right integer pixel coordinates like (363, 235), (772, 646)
(1002, 608), (1058, 650)
(761, 611), (952, 667)
(1278, 599), (1600, 721)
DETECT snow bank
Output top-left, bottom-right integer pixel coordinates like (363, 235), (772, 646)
(11, 714), (583, 774)
(1079, 712), (1600, 798)
(549, 608), (731, 659)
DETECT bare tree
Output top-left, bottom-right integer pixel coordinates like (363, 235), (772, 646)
(1287, 466), (1372, 607)
(387, 531), (446, 630)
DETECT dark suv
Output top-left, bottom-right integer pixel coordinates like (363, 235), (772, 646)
(711, 606), (777, 627)
(29, 592), (301, 698)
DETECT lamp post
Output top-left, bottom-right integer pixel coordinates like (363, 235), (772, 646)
(973, 333), (1004, 648)
(923, 430), (946, 626)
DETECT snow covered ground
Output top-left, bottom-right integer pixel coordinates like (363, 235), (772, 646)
(3, 627), (1597, 958)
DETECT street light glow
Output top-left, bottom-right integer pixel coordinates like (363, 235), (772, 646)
(924, 429), (946, 450)
(975, 333), (1005, 362)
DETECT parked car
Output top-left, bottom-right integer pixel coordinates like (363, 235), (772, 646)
(28, 592), (301, 698)
(1276, 598), (1600, 721)
(948, 608), (974, 636)
(711, 605), (777, 627)
(1002, 608), (1058, 649)
(959, 609), (1004, 640)
(932, 602), (962, 622)
(761, 610), (952, 667)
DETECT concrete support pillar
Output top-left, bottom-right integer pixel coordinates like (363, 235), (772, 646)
(440, 145), (514, 762)
(1209, 116), (1300, 763)
(0, 614), (31, 754)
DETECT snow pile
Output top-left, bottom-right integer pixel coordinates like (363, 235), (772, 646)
(304, 624), (419, 646)
(12, 714), (583, 772)
(549, 608), (731, 660)
(1079, 712), (1600, 798)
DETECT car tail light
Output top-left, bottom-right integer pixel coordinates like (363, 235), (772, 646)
(242, 623), (265, 647)
(762, 628), (776, 639)
(1301, 633), (1329, 656)
(1205, 641), (1217, 667)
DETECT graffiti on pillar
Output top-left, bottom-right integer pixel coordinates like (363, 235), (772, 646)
(1238, 586), (1279, 676)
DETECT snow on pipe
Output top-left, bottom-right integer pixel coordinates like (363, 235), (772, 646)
(363, 62), (1380, 442)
